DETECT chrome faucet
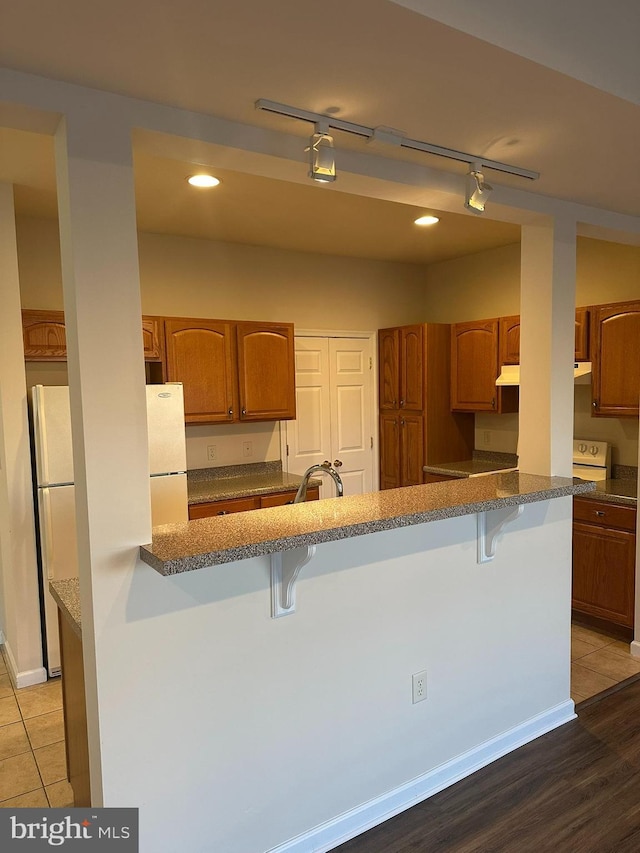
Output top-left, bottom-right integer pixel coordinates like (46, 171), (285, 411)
(294, 460), (344, 503)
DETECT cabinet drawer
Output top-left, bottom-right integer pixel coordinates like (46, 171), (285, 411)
(189, 496), (260, 519)
(573, 497), (636, 531)
(260, 487), (319, 508)
(423, 473), (460, 484)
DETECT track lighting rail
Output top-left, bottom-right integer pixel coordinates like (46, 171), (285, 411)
(255, 98), (539, 180)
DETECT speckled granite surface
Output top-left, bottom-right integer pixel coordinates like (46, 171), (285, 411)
(140, 472), (595, 576)
(577, 478), (637, 507)
(422, 459), (517, 477)
(49, 578), (81, 638)
(187, 461), (321, 504)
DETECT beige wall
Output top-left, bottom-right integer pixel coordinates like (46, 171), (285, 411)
(16, 217), (428, 470)
(16, 217), (428, 331)
(17, 217), (640, 468)
(437, 237), (640, 466)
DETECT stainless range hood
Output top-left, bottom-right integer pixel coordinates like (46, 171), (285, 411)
(495, 362), (592, 386)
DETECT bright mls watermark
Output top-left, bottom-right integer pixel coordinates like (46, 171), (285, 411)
(0, 809), (138, 850)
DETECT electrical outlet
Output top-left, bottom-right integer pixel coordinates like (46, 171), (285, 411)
(483, 430), (491, 447)
(243, 441), (253, 458)
(412, 670), (428, 704)
(207, 445), (217, 462)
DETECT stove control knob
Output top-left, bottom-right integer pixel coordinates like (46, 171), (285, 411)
(590, 445), (599, 455)
(578, 443), (587, 453)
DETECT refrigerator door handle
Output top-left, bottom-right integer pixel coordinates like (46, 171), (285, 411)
(40, 488), (56, 579)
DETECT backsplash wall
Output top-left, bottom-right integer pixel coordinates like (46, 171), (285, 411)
(476, 388), (640, 468)
(185, 422), (281, 470)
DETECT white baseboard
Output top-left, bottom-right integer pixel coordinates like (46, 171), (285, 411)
(630, 640), (640, 659)
(3, 641), (48, 689)
(269, 700), (576, 853)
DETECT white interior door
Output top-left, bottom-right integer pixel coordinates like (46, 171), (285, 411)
(329, 338), (373, 495)
(286, 335), (374, 497)
(286, 338), (332, 496)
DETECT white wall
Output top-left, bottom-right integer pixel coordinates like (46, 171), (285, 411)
(100, 498), (572, 852)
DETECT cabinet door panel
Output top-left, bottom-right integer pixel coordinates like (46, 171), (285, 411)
(378, 328), (400, 409)
(236, 323), (296, 420)
(575, 307), (589, 361)
(572, 521), (635, 627)
(379, 413), (400, 490)
(591, 302), (640, 416)
(22, 310), (67, 360)
(451, 320), (499, 412)
(401, 414), (424, 487)
(499, 315), (520, 366)
(400, 325), (423, 410)
(142, 316), (164, 362)
(165, 319), (236, 424)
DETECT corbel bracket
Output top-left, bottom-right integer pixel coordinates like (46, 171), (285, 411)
(477, 504), (524, 563)
(270, 545), (317, 617)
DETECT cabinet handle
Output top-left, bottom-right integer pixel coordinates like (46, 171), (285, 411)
(228, 408), (233, 418)
(592, 400), (598, 409)
(401, 418), (405, 426)
(217, 510), (229, 516)
(242, 407), (246, 416)
(333, 459), (343, 468)
(491, 397), (496, 409)
(594, 510), (605, 517)
(400, 399), (405, 407)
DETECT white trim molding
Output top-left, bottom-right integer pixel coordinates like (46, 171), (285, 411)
(3, 641), (47, 689)
(268, 700), (576, 853)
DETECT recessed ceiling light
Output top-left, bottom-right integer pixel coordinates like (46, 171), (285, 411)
(414, 215), (440, 226)
(187, 174), (221, 188)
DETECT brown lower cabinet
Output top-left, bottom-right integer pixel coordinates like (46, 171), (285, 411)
(379, 412), (424, 489)
(572, 497), (636, 635)
(423, 473), (461, 484)
(58, 614), (90, 807)
(188, 488), (319, 519)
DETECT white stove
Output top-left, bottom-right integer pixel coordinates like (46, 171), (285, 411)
(572, 439), (611, 481)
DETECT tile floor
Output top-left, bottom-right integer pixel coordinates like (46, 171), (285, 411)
(0, 649), (73, 808)
(571, 623), (640, 703)
(0, 625), (637, 809)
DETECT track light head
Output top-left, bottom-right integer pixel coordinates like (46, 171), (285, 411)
(465, 163), (493, 214)
(307, 130), (336, 183)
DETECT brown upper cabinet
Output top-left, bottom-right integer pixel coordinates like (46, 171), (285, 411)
(498, 307), (590, 366)
(22, 309), (67, 360)
(23, 309), (165, 364)
(236, 322), (296, 421)
(378, 325), (424, 411)
(164, 318), (296, 424)
(164, 318), (237, 424)
(591, 300), (640, 417)
(451, 319), (517, 414)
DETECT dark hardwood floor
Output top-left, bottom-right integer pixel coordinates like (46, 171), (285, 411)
(335, 679), (640, 853)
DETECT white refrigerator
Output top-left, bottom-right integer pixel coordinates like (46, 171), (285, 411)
(31, 383), (188, 676)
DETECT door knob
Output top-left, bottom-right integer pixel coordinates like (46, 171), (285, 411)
(333, 459), (343, 468)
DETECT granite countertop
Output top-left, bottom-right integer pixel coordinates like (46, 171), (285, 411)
(140, 472), (595, 576)
(423, 460), (517, 478)
(187, 461), (321, 504)
(49, 578), (82, 638)
(577, 478), (637, 507)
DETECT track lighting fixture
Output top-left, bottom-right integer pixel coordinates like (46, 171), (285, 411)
(465, 164), (493, 214)
(307, 127), (336, 183)
(256, 100), (539, 195)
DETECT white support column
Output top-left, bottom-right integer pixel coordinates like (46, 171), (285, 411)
(55, 113), (150, 804)
(518, 217), (577, 476)
(0, 183), (46, 687)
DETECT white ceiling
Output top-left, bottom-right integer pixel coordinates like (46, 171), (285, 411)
(0, 0), (638, 261)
